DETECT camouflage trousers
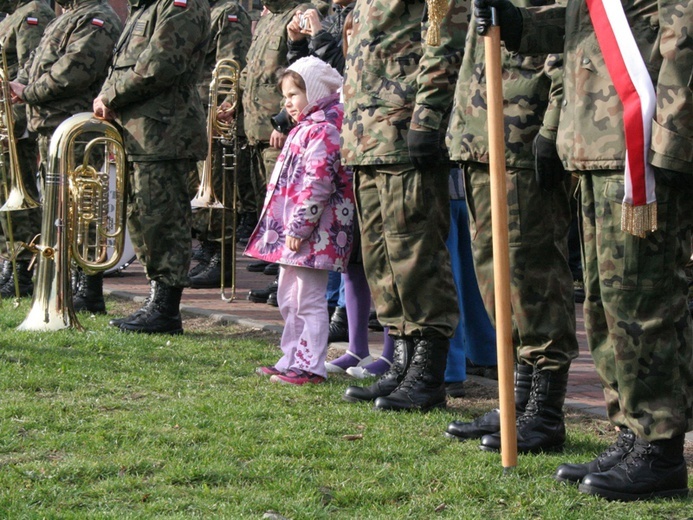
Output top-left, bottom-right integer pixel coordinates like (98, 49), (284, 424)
(463, 162), (578, 371)
(581, 169), (693, 440)
(248, 142), (280, 214)
(0, 136), (41, 260)
(355, 163), (459, 338)
(128, 160), (194, 287)
(188, 136), (253, 242)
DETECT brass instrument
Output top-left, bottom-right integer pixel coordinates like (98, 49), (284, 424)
(18, 112), (128, 331)
(191, 58), (240, 301)
(0, 44), (40, 303)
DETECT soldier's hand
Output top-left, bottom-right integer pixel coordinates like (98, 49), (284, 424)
(533, 134), (567, 191)
(217, 101), (235, 123)
(287, 11), (306, 42)
(93, 96), (115, 121)
(473, 0), (522, 48)
(270, 129), (287, 150)
(8, 81), (25, 103)
(407, 128), (441, 172)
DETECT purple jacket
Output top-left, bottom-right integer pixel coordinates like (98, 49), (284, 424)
(244, 93), (355, 272)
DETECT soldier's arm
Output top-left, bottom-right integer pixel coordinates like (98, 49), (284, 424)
(216, 2), (251, 70)
(22, 15), (119, 105)
(649, 0), (693, 174)
(103, 0), (209, 110)
(537, 52), (563, 142)
(14, 12), (55, 80)
(411, 0), (470, 132)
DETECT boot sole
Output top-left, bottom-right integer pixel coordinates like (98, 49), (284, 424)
(119, 326), (184, 335)
(342, 394), (377, 404)
(479, 442), (565, 454)
(373, 400), (447, 413)
(444, 431), (496, 442)
(578, 483), (689, 501)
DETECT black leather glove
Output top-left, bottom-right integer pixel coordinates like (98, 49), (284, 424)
(407, 128), (441, 172)
(533, 133), (567, 191)
(473, 0), (523, 49)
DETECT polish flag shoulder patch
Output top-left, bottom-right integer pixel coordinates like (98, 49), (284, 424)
(173, 0), (187, 8)
(26, 16), (38, 25)
(91, 18), (104, 27)
(227, 14), (238, 22)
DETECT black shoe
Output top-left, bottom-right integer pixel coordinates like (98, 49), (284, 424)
(373, 336), (449, 412)
(191, 240), (219, 263)
(267, 291), (278, 307)
(0, 260), (33, 298)
(579, 435), (689, 501)
(189, 252), (231, 289)
(367, 310), (384, 331)
(479, 369), (569, 454)
(263, 263), (279, 276)
(555, 428), (636, 484)
(119, 282), (183, 335)
(110, 281), (155, 327)
(248, 278), (278, 303)
(0, 259), (12, 287)
(573, 279), (585, 304)
(328, 306), (349, 343)
(445, 381), (465, 398)
(247, 260), (270, 273)
(237, 213), (258, 241)
(73, 271), (106, 314)
(343, 337), (415, 403)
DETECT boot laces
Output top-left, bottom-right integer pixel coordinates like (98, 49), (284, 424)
(619, 440), (652, 470)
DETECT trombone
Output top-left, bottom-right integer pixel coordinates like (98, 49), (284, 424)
(191, 58), (240, 301)
(0, 43), (40, 304)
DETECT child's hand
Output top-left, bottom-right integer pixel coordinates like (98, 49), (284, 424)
(286, 236), (303, 252)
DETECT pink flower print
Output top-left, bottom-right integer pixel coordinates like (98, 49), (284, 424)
(335, 199), (354, 225)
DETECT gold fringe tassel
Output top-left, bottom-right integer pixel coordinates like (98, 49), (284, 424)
(621, 201), (658, 238)
(425, 0), (449, 46)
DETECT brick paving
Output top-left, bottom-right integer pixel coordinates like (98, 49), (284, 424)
(103, 242), (610, 420)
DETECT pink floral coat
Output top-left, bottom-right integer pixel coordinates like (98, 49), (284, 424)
(244, 94), (355, 272)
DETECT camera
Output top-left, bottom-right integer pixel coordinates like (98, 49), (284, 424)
(299, 14), (308, 30)
(270, 109), (295, 135)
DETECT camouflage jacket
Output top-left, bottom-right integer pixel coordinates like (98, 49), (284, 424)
(197, 0), (251, 103)
(99, 0), (211, 161)
(18, 0), (122, 133)
(241, 0), (314, 145)
(341, 0), (464, 166)
(0, 0), (55, 80)
(443, 1), (562, 168)
(518, 0), (693, 174)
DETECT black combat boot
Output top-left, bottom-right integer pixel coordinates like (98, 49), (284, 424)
(445, 363), (533, 440)
(480, 368), (569, 453)
(189, 249), (232, 289)
(119, 282), (183, 335)
(328, 306), (348, 343)
(554, 427), (636, 484)
(248, 277), (278, 303)
(73, 271), (106, 314)
(579, 435), (689, 501)
(189, 241), (220, 277)
(373, 336), (449, 412)
(343, 337), (415, 403)
(0, 260), (33, 298)
(109, 281), (156, 327)
(0, 259), (12, 287)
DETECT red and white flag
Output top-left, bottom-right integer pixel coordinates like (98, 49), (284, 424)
(228, 14), (238, 22)
(586, 0), (657, 237)
(174, 0), (187, 7)
(26, 16), (38, 25)
(92, 18), (104, 27)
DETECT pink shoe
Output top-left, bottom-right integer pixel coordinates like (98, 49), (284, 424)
(270, 369), (326, 385)
(256, 365), (282, 377)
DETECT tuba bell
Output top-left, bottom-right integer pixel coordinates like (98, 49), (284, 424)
(18, 112), (128, 331)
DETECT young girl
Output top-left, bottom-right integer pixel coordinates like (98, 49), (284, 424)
(245, 56), (354, 385)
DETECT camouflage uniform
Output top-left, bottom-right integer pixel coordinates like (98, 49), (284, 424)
(191, 0), (252, 244)
(341, 0), (460, 340)
(0, 0), (54, 260)
(241, 0), (314, 213)
(442, 2), (579, 373)
(518, 1), (693, 441)
(99, 0), (210, 288)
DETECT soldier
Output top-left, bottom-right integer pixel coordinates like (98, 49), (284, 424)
(8, 0), (121, 307)
(340, 0), (462, 412)
(475, 0), (693, 501)
(0, 0), (55, 298)
(188, 0), (252, 289)
(93, 0), (210, 335)
(414, 0), (579, 454)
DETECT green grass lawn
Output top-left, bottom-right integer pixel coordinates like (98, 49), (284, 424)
(0, 298), (690, 519)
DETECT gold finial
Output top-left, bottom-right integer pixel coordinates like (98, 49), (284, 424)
(425, 0), (449, 46)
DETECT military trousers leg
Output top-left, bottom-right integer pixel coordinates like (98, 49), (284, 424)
(249, 142), (280, 215)
(581, 169), (693, 440)
(127, 160), (194, 287)
(355, 163), (458, 338)
(463, 162), (578, 371)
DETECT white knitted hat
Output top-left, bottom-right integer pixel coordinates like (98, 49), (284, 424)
(287, 56), (343, 105)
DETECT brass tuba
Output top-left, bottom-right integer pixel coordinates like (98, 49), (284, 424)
(191, 58), (241, 301)
(18, 112), (128, 331)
